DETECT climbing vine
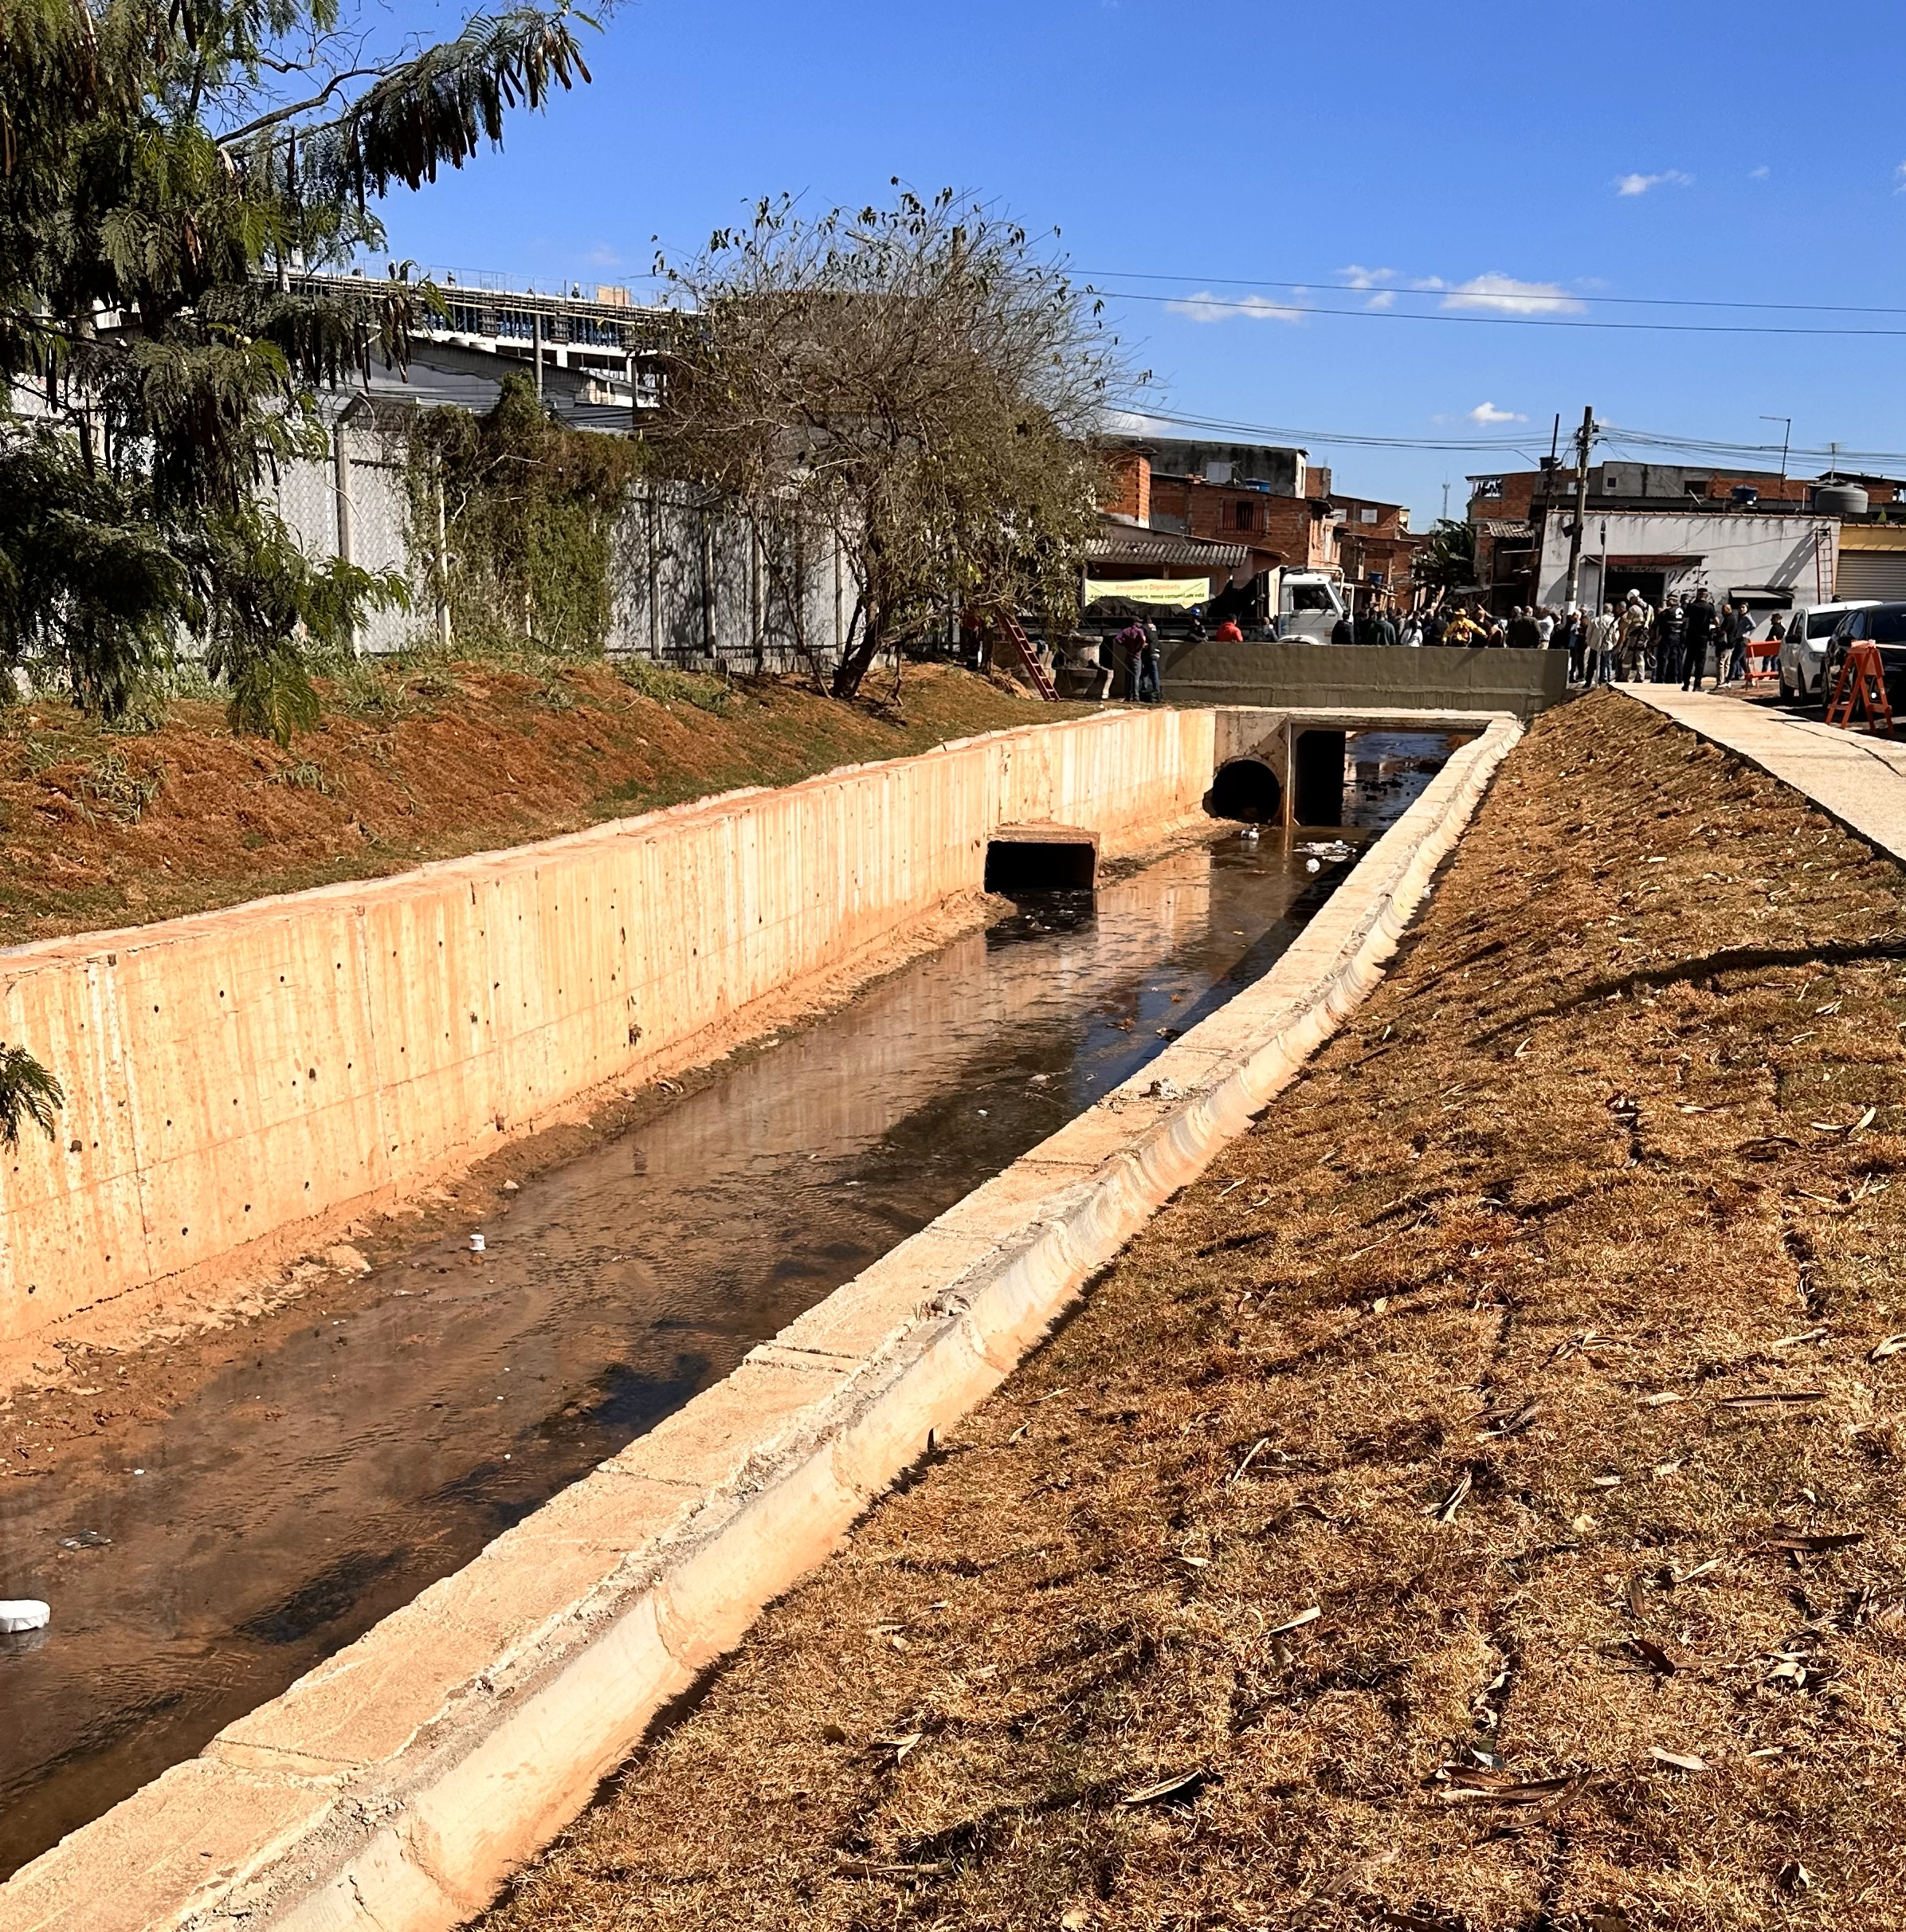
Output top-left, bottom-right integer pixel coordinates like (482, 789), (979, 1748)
(403, 373), (647, 658)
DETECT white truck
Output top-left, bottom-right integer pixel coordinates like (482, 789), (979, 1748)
(1267, 569), (1350, 642)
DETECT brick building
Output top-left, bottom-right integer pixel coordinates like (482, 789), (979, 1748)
(1331, 493), (1422, 606)
(1096, 435), (1415, 622)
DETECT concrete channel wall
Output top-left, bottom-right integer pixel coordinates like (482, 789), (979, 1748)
(0, 706), (1216, 1352)
(0, 716), (1522, 1932)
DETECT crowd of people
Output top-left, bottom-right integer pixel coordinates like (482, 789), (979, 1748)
(1092, 583), (1778, 703)
(1398, 587), (1778, 689)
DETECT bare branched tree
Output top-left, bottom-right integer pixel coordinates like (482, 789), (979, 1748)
(650, 187), (1134, 700)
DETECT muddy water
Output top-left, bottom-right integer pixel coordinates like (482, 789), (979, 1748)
(0, 741), (1453, 1874)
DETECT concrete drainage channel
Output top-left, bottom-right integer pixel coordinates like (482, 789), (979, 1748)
(0, 714), (1520, 1932)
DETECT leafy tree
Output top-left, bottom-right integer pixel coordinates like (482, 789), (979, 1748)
(0, 0), (601, 739)
(1418, 516), (1478, 593)
(651, 187), (1131, 699)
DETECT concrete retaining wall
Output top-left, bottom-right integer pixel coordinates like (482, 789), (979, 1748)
(0, 717), (1521, 1932)
(0, 706), (1216, 1351)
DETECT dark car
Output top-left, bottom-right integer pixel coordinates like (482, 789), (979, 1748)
(1822, 603), (1906, 713)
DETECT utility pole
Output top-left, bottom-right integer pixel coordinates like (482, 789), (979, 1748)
(1563, 405), (1594, 614)
(332, 412), (358, 657)
(1760, 414), (1791, 481)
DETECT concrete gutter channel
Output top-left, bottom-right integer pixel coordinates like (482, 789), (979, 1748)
(0, 715), (1521, 1932)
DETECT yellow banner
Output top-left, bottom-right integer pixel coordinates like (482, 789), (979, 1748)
(1084, 575), (1210, 609)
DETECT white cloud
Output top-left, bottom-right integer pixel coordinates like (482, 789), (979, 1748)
(1339, 264), (1396, 290)
(1895, 162), (1906, 194)
(1615, 169), (1695, 196)
(1469, 402), (1527, 425)
(1166, 290), (1306, 324)
(1439, 273), (1585, 316)
(1365, 289), (1396, 310)
(1749, 165), (1771, 180)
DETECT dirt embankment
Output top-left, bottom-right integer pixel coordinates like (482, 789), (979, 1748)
(480, 692), (1906, 1932)
(0, 661), (1080, 948)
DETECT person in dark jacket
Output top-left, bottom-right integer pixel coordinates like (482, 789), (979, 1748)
(1680, 589), (1717, 689)
(1137, 619), (1162, 701)
(1722, 603), (1755, 684)
(1115, 618), (1148, 701)
(1505, 605), (1541, 649)
(1558, 608), (1585, 682)
(1655, 595), (1687, 685)
(1330, 612), (1355, 646)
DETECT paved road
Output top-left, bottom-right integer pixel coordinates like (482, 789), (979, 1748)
(1622, 684), (1906, 865)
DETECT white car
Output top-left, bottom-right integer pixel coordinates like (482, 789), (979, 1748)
(1780, 600), (1877, 700)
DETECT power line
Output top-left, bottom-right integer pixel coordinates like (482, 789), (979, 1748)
(1085, 284), (1906, 340)
(1117, 406), (1906, 473)
(1077, 268), (1906, 323)
(1115, 408), (1534, 454)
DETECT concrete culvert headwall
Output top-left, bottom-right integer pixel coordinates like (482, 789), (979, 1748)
(1206, 756), (1282, 824)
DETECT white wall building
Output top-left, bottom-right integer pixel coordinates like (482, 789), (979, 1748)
(1534, 509), (1839, 615)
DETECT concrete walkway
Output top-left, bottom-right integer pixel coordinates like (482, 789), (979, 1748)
(1622, 684), (1906, 863)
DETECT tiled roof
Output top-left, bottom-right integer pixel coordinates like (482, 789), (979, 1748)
(1086, 521), (1250, 567)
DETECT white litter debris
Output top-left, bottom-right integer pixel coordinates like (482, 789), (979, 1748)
(1299, 839), (1354, 862)
(469, 1233), (487, 1253)
(1305, 858), (1321, 873)
(0, 1600), (49, 1634)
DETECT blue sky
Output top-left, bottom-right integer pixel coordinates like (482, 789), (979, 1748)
(373, 0), (1906, 523)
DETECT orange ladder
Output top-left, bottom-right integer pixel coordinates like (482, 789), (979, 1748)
(996, 611), (1059, 702)
(1826, 639), (1895, 736)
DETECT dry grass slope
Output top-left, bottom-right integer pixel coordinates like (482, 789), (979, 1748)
(480, 692), (1906, 1932)
(0, 663), (1077, 948)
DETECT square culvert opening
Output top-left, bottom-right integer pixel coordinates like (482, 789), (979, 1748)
(984, 828), (1098, 895)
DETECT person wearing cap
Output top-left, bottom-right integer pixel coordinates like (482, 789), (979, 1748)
(1618, 590), (1654, 681)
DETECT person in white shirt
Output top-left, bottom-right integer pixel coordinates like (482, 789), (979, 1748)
(1535, 607), (1555, 649)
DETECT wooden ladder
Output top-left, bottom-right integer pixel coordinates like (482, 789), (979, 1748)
(997, 611), (1059, 702)
(1826, 639), (1895, 736)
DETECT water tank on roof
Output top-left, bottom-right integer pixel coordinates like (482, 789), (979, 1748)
(1812, 481), (1869, 517)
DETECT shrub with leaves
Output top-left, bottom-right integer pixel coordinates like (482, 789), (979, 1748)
(407, 373), (646, 657)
